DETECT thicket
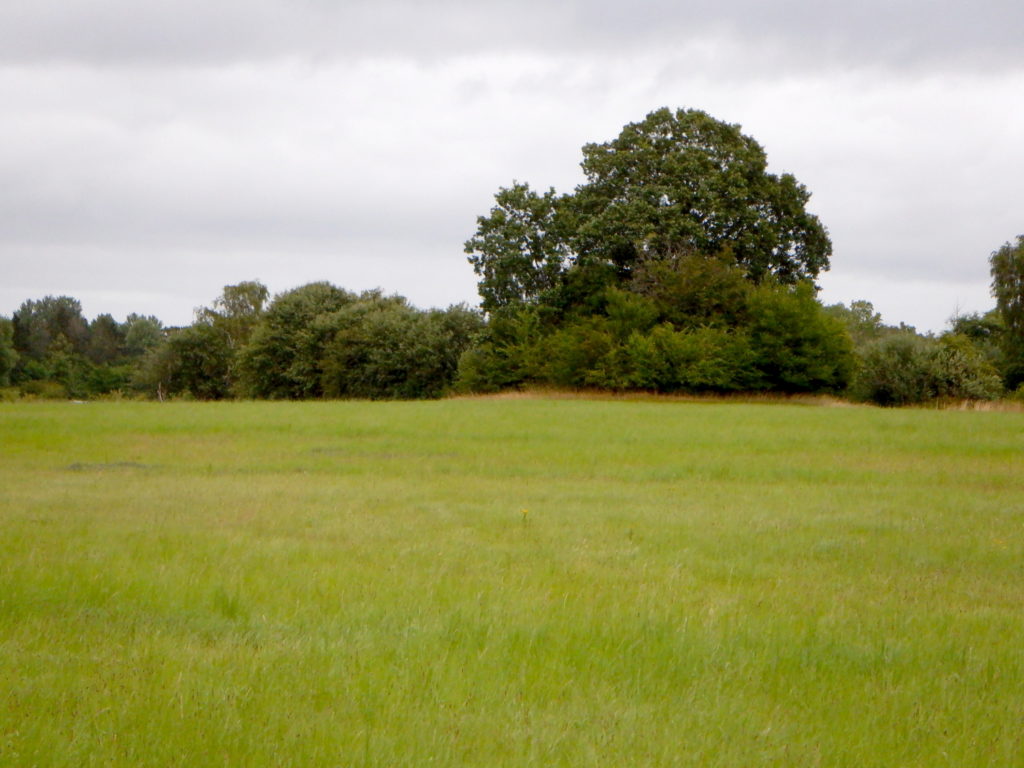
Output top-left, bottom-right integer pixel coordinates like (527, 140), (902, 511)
(1, 296), (162, 400)
(0, 283), (1011, 406)
(129, 283), (482, 401)
(457, 252), (854, 395)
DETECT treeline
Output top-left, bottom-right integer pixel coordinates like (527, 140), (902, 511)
(458, 253), (1010, 405)
(2, 107), (1022, 406)
(0, 271), (1018, 406)
(456, 107), (1020, 405)
(0, 298), (163, 399)
(0, 282), (482, 401)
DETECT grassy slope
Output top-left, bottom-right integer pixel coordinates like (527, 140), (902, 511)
(1, 400), (1022, 766)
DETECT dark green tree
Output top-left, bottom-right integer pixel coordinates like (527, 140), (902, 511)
(949, 309), (1005, 376)
(87, 314), (125, 365)
(46, 333), (86, 398)
(990, 235), (1024, 388)
(12, 296), (90, 362)
(738, 282), (853, 393)
(169, 324), (233, 400)
(628, 248), (752, 329)
(0, 317), (18, 387)
(465, 183), (572, 313)
(455, 306), (549, 393)
(238, 282), (358, 399)
(951, 309), (1003, 344)
(321, 301), (483, 399)
(133, 324), (232, 401)
(573, 108), (831, 283)
(466, 108), (831, 312)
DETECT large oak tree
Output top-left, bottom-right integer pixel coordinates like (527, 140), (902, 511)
(466, 108), (832, 312)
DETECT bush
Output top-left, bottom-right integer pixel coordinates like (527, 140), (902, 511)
(322, 303), (482, 399)
(853, 333), (1002, 406)
(238, 282), (358, 399)
(746, 282), (854, 393)
(539, 320), (616, 388)
(619, 325), (754, 392)
(455, 307), (547, 393)
(931, 334), (1003, 401)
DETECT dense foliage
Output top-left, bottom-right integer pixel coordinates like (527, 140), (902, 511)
(236, 284), (482, 400)
(2, 296), (162, 399)
(466, 108), (831, 315)
(458, 252), (853, 395)
(850, 332), (1002, 406)
(461, 109), (846, 396)
(1, 282), (481, 402)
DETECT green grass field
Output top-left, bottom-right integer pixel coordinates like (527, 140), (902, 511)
(1, 398), (1023, 766)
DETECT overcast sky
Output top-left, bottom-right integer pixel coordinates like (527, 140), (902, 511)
(2, 0), (1021, 331)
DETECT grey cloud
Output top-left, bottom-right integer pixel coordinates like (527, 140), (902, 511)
(1, 0), (1021, 72)
(1, 3), (1022, 333)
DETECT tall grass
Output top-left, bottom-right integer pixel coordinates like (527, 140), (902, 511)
(1, 400), (1023, 766)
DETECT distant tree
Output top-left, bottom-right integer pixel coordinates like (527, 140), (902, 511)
(618, 325), (756, 393)
(990, 235), (1024, 387)
(949, 309), (1005, 375)
(122, 314), (165, 358)
(85, 363), (133, 396)
(188, 280), (272, 393)
(853, 333), (935, 406)
(168, 324), (233, 400)
(572, 108), (831, 284)
(628, 248), (752, 329)
(198, 280), (270, 351)
(456, 307), (549, 394)
(133, 323), (232, 401)
(46, 333), (86, 398)
(132, 341), (178, 401)
(951, 309), (1003, 343)
(0, 317), (17, 387)
(238, 282), (358, 399)
(87, 314), (124, 365)
(321, 301), (483, 399)
(824, 300), (886, 349)
(932, 333), (1004, 401)
(12, 296), (89, 361)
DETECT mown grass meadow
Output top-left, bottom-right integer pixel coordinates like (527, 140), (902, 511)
(1, 399), (1023, 766)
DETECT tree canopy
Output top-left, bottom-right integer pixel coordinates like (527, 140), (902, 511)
(466, 108), (831, 313)
(990, 234), (1024, 388)
(459, 108), (846, 396)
